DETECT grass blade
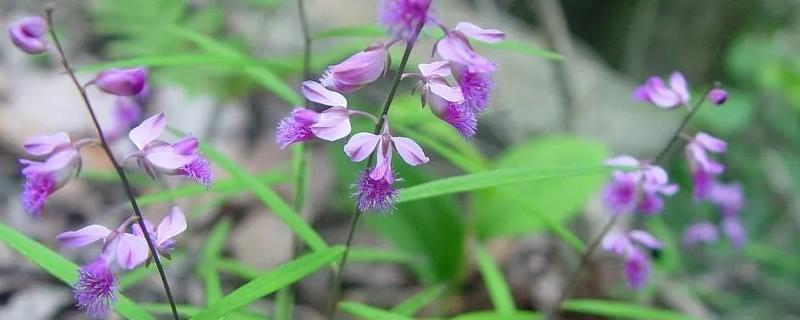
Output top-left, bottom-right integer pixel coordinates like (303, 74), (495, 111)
(391, 285), (446, 316)
(313, 25), (385, 39)
(398, 165), (609, 204)
(141, 303), (265, 320)
(562, 299), (696, 320)
(339, 301), (413, 320)
(0, 222), (156, 320)
(199, 218), (232, 305)
(135, 171), (286, 207)
(474, 245), (515, 313)
(449, 311), (541, 320)
(190, 246), (345, 320)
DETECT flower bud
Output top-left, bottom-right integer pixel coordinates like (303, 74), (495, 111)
(93, 68), (148, 96)
(8, 16), (48, 54)
(707, 88), (728, 105)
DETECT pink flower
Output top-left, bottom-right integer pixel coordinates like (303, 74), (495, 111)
(378, 0), (433, 42)
(126, 113), (213, 186)
(8, 16), (48, 54)
(19, 132), (82, 218)
(57, 207), (187, 269)
(602, 156), (678, 215)
(707, 88), (728, 105)
(276, 81), (352, 148)
(633, 71), (690, 109)
(454, 65), (494, 113)
(602, 229), (661, 290)
(320, 45), (389, 93)
(709, 182), (744, 217)
(685, 132), (726, 200)
(74, 257), (118, 319)
(721, 216), (746, 248)
(436, 22), (505, 74)
(682, 222), (719, 248)
(404, 61), (478, 137)
(92, 68), (148, 96)
(354, 169), (399, 213)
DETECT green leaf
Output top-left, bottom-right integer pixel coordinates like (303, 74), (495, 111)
(448, 311), (541, 320)
(349, 248), (414, 264)
(274, 287), (294, 320)
(398, 165), (608, 204)
(339, 301), (413, 320)
(190, 246), (345, 320)
(313, 25), (385, 39)
(0, 222), (156, 320)
(199, 219), (231, 305)
(478, 40), (562, 60)
(474, 245), (515, 313)
(562, 299), (696, 320)
(141, 303), (266, 320)
(243, 66), (303, 105)
(201, 143), (328, 252)
(393, 124), (487, 173)
(77, 55), (245, 73)
(391, 285), (446, 316)
(474, 136), (609, 239)
(135, 170), (287, 207)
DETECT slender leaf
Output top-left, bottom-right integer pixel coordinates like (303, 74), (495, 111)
(0, 222), (156, 320)
(562, 299), (696, 320)
(448, 311), (541, 320)
(141, 303), (266, 320)
(243, 66), (303, 105)
(398, 165), (608, 204)
(274, 287), (294, 320)
(200, 143), (328, 252)
(339, 301), (413, 320)
(313, 25), (385, 39)
(474, 245), (515, 313)
(199, 219), (231, 305)
(191, 246), (345, 320)
(393, 124), (486, 173)
(349, 248), (414, 264)
(77, 55), (244, 73)
(216, 259), (262, 280)
(135, 171), (287, 207)
(392, 285), (446, 316)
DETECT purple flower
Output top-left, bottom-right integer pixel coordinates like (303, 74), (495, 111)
(354, 169), (399, 213)
(74, 257), (118, 319)
(633, 71), (690, 109)
(344, 123), (429, 212)
(126, 113), (213, 186)
(707, 88), (728, 106)
(104, 98), (143, 142)
(722, 216), (746, 248)
(683, 222), (719, 248)
(454, 65), (494, 113)
(378, 0), (433, 42)
(685, 132), (726, 200)
(8, 16), (48, 54)
(320, 45), (389, 92)
(709, 182), (744, 217)
(602, 230), (661, 290)
(436, 101), (478, 138)
(92, 68), (148, 96)
(19, 133), (82, 218)
(602, 156), (678, 215)
(436, 22), (505, 74)
(406, 61), (464, 108)
(276, 81), (352, 148)
(130, 207), (187, 257)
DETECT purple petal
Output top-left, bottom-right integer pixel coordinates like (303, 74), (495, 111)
(456, 68), (494, 113)
(93, 68), (148, 96)
(378, 0), (433, 42)
(23, 132), (71, 156)
(170, 136), (199, 156)
(145, 146), (197, 171)
(320, 47), (388, 93)
(21, 148), (78, 176)
(707, 88), (728, 105)
(644, 77), (681, 108)
(302, 81), (347, 107)
(722, 217), (746, 248)
(628, 230), (662, 249)
(669, 71), (690, 104)
(179, 157), (214, 187)
(429, 82), (464, 103)
(436, 34), (496, 74)
(21, 173), (55, 218)
(624, 250), (651, 289)
(370, 140), (393, 181)
(344, 133), (381, 162)
(57, 225), (111, 248)
(602, 172), (638, 215)
(418, 61), (451, 78)
(8, 16), (48, 54)
(683, 222), (719, 247)
(602, 231), (632, 256)
(276, 108), (319, 149)
(632, 85), (651, 103)
(115, 233), (149, 269)
(694, 132), (727, 153)
(310, 107), (351, 141)
(692, 168), (714, 201)
(391, 137), (429, 166)
(709, 182), (744, 217)
(156, 207), (187, 248)
(129, 113), (166, 150)
(454, 22), (505, 43)
(354, 169), (398, 213)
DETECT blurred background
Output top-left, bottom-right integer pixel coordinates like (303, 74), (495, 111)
(1, 0), (799, 319)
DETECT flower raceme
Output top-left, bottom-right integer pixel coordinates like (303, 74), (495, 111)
(344, 123), (429, 212)
(19, 132), (87, 218)
(8, 16), (48, 54)
(601, 156), (678, 215)
(684, 132), (727, 201)
(633, 71), (690, 109)
(125, 113), (213, 187)
(602, 230), (662, 289)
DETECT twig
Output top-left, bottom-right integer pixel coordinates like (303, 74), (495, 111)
(45, 8), (180, 320)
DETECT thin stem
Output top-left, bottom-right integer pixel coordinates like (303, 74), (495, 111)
(546, 90), (712, 320)
(45, 9), (180, 320)
(326, 26), (421, 320)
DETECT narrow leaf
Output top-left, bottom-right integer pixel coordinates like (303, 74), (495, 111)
(449, 311), (541, 320)
(562, 299), (696, 320)
(391, 285), (446, 316)
(475, 245), (515, 313)
(0, 222), (156, 320)
(338, 301), (413, 320)
(141, 303), (265, 320)
(191, 246), (344, 320)
(349, 248), (414, 264)
(136, 171), (286, 207)
(199, 219), (231, 305)
(274, 287), (294, 320)
(313, 25), (385, 39)
(243, 66), (303, 105)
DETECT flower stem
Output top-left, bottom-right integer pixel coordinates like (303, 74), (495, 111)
(45, 8), (180, 320)
(326, 26), (422, 320)
(546, 89), (712, 320)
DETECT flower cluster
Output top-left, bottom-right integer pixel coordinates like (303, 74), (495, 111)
(601, 71), (741, 289)
(276, 0), (504, 212)
(10, 15), (210, 318)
